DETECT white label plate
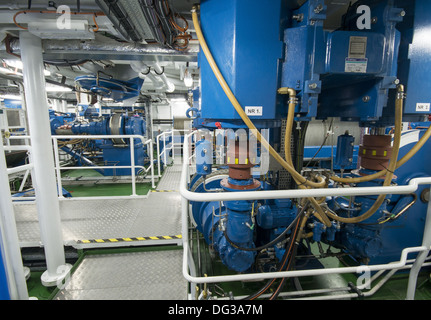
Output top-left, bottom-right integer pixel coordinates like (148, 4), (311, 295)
(245, 106), (263, 116)
(416, 103), (430, 112)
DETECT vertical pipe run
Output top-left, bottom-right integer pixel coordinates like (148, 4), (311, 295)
(19, 31), (71, 286)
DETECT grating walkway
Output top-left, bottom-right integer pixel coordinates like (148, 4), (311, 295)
(54, 250), (187, 300)
(15, 164), (188, 300)
(156, 164), (183, 191)
(14, 192), (182, 248)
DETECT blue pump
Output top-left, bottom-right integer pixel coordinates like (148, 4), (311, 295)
(189, 0), (431, 276)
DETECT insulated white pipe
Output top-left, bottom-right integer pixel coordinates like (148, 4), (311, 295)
(19, 31), (71, 286)
(130, 61), (165, 90)
(0, 138), (29, 300)
(152, 63), (175, 93)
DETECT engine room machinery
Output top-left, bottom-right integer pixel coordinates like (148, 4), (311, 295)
(49, 74), (148, 177)
(184, 0), (431, 300)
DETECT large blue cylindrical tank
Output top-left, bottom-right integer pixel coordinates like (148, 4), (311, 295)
(198, 0), (286, 127)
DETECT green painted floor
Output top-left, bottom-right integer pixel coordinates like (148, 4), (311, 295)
(61, 169), (153, 197)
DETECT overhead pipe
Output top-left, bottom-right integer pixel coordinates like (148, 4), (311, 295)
(0, 34), (198, 61)
(151, 63), (175, 93)
(130, 60), (176, 92)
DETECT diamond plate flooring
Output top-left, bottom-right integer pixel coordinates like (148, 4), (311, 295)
(54, 250), (187, 300)
(14, 192), (182, 248)
(17, 164), (188, 299)
(156, 164), (183, 191)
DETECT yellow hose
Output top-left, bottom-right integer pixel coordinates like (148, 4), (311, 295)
(284, 92), (332, 227)
(324, 85), (405, 223)
(191, 8), (326, 190)
(331, 124), (431, 184)
(192, 7), (405, 224)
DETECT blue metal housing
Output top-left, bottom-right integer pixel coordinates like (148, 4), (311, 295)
(75, 75), (143, 102)
(392, 0), (431, 117)
(192, 0), (431, 273)
(198, 0), (287, 128)
(0, 246), (10, 300)
(282, 0), (402, 123)
(334, 133), (355, 170)
(369, 127), (431, 264)
(195, 138), (212, 176)
(50, 113), (147, 176)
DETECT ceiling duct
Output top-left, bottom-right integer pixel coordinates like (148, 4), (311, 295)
(96, 0), (192, 50)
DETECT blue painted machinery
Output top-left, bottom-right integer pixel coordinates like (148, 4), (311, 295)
(50, 112), (147, 176)
(188, 0), (431, 282)
(49, 74), (148, 176)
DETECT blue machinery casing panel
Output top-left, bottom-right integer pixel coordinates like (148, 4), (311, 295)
(395, 0), (431, 115)
(198, 0), (286, 128)
(282, 0), (402, 123)
(191, 0), (431, 276)
(0, 246), (10, 300)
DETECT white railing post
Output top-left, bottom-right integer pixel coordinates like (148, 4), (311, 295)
(156, 134), (161, 177)
(171, 129), (175, 161)
(163, 133), (167, 167)
(148, 139), (155, 189)
(406, 198), (431, 300)
(52, 138), (64, 199)
(130, 137), (136, 196)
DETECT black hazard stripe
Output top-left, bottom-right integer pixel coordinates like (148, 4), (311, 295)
(77, 235), (182, 244)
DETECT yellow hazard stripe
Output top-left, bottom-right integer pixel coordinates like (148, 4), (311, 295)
(77, 235), (182, 244)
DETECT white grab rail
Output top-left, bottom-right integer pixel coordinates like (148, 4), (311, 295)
(179, 131), (431, 300)
(8, 134), (156, 198)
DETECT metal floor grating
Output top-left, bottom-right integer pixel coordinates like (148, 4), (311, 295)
(14, 165), (184, 248)
(54, 250), (188, 300)
(156, 164), (183, 191)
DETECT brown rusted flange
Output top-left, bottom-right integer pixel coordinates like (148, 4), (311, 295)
(359, 135), (393, 171)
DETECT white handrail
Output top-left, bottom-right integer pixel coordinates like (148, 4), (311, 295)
(179, 131), (431, 300)
(8, 134), (156, 198)
(156, 129), (196, 176)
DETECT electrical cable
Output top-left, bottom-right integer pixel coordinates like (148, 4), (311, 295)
(324, 85), (405, 223)
(283, 91), (332, 226)
(244, 209), (305, 300)
(268, 242), (299, 300)
(223, 202), (309, 252)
